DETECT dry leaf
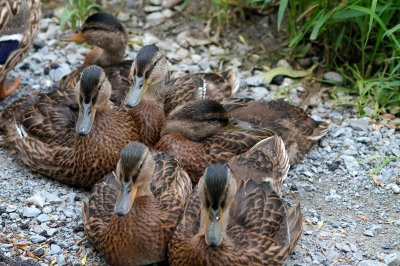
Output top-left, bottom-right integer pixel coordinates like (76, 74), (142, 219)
(357, 214), (368, 221)
(372, 123), (384, 130)
(81, 252), (88, 265)
(317, 221), (324, 231)
(371, 175), (385, 188)
(186, 36), (212, 46)
(380, 113), (396, 120)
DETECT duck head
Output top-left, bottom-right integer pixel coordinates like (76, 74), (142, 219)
(75, 65), (112, 136)
(160, 99), (253, 141)
(60, 12), (127, 66)
(198, 164), (237, 247)
(124, 44), (169, 107)
(114, 142), (155, 216)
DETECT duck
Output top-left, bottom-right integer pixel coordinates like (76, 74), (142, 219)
(0, 65), (140, 188)
(82, 141), (192, 266)
(154, 99), (276, 183)
(58, 13), (165, 146)
(0, 0), (41, 98)
(221, 97), (331, 164)
(168, 135), (303, 265)
(59, 12), (133, 105)
(123, 44), (239, 116)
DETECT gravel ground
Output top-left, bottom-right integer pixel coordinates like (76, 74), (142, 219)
(0, 3), (399, 266)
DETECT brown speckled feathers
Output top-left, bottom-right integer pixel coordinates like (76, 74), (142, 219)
(168, 136), (303, 265)
(226, 98), (331, 164)
(83, 152), (192, 265)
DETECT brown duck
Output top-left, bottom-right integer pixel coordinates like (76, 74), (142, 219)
(222, 97), (331, 164)
(61, 20), (169, 146)
(0, 65), (140, 188)
(59, 12), (133, 105)
(0, 0), (41, 98)
(83, 141), (192, 265)
(124, 44), (239, 116)
(155, 99), (276, 183)
(168, 135), (303, 265)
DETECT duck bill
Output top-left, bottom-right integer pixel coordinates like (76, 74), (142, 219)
(76, 102), (96, 136)
(59, 31), (86, 42)
(224, 118), (254, 130)
(114, 181), (138, 216)
(205, 208), (224, 247)
(124, 75), (147, 108)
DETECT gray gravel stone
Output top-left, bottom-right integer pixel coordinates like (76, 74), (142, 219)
(6, 205), (17, 213)
(30, 235), (47, 243)
(23, 207), (41, 218)
(57, 254), (66, 266)
(26, 195), (45, 208)
(49, 244), (62, 255)
(246, 75), (266, 86)
(385, 253), (400, 266)
(358, 260), (387, 266)
(146, 12), (165, 26)
(342, 155), (360, 175)
(350, 118), (370, 131)
(323, 71), (344, 84)
(37, 213), (51, 223)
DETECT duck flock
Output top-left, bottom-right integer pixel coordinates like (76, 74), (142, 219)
(1, 2), (331, 265)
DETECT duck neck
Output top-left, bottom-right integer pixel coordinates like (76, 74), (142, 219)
(143, 80), (166, 104)
(91, 48), (125, 67)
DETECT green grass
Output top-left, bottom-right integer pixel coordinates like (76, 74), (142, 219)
(60, 0), (102, 30)
(277, 0), (400, 117)
(206, 0), (278, 28)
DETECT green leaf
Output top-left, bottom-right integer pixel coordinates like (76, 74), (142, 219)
(365, 0), (377, 47)
(277, 0), (288, 31)
(238, 34), (248, 46)
(310, 10), (330, 40)
(263, 65), (317, 84)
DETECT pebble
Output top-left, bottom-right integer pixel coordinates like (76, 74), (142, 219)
(323, 71), (344, 85)
(209, 46), (225, 56)
(349, 118), (370, 131)
(385, 253), (400, 266)
(33, 247), (46, 257)
(42, 206), (52, 214)
(161, 9), (174, 18)
(23, 207), (41, 218)
(142, 33), (160, 45)
(245, 75), (266, 86)
(150, 0), (163, 5)
(37, 213), (51, 223)
(49, 244), (62, 255)
(341, 155), (360, 175)
(336, 242), (352, 252)
(57, 254), (66, 266)
(26, 195), (46, 208)
(6, 205), (17, 213)
(49, 63), (72, 82)
(146, 12), (165, 26)
(358, 260), (387, 266)
(30, 235), (47, 243)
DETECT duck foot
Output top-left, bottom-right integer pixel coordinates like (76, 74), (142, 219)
(0, 77), (20, 99)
